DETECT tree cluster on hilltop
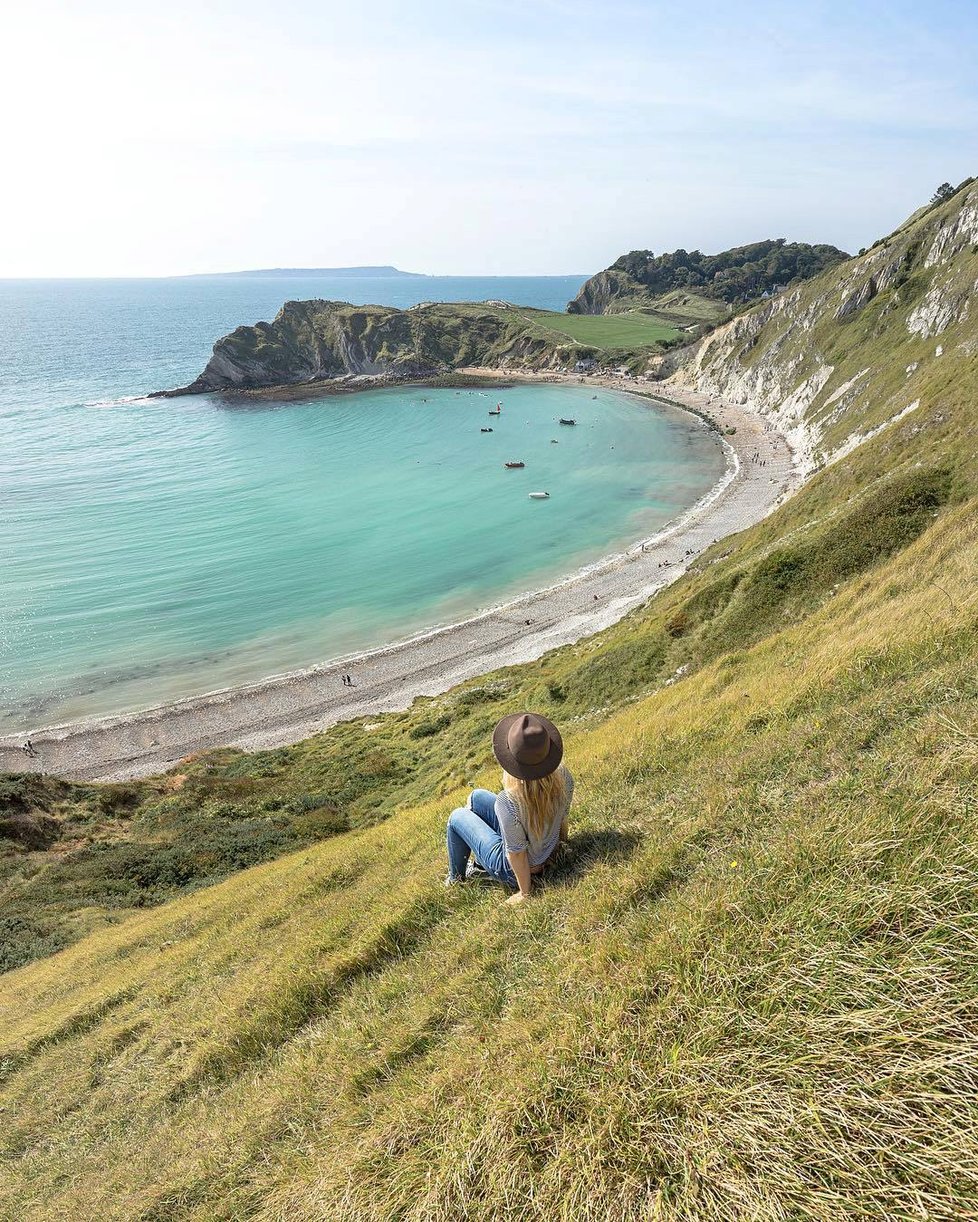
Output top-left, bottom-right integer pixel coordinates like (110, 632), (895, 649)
(612, 238), (849, 303)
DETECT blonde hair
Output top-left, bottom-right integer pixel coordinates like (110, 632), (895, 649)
(502, 767), (567, 838)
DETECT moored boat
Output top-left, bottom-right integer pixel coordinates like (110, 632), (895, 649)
(559, 417), (576, 425)
(529, 491), (550, 499)
(504, 461), (525, 469)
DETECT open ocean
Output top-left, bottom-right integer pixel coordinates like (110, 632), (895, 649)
(0, 274), (725, 729)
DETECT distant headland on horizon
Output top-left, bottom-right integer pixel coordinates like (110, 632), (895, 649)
(182, 265), (429, 279)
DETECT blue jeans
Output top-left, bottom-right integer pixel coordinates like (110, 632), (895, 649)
(446, 789), (517, 887)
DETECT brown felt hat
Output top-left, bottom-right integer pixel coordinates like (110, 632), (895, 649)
(492, 712), (563, 781)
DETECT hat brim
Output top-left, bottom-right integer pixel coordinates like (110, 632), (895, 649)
(492, 712), (563, 781)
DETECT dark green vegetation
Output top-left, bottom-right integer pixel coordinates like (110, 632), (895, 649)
(613, 238), (848, 302)
(0, 752), (368, 972)
(568, 238), (848, 321)
(3, 182), (978, 1219)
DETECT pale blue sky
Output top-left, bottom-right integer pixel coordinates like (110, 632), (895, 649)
(2, 0), (975, 276)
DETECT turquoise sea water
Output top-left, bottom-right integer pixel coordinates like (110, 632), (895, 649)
(0, 276), (725, 730)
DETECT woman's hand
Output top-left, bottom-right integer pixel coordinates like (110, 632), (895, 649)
(504, 891), (530, 906)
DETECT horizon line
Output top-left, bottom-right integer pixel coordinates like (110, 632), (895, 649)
(0, 270), (595, 282)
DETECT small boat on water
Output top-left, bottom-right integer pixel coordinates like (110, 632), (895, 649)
(550, 438), (559, 444)
(489, 408), (501, 416)
(481, 427), (493, 432)
(559, 417), (576, 426)
(504, 461), (525, 469)
(529, 491), (550, 500)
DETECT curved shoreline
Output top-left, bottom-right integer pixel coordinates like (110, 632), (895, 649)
(0, 376), (802, 782)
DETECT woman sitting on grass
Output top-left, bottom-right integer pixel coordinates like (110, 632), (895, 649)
(445, 712), (573, 906)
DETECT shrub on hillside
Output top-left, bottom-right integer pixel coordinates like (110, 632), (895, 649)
(92, 782), (145, 816)
(0, 773), (70, 814)
(0, 914), (71, 972)
(410, 713), (453, 739)
(0, 810), (62, 851)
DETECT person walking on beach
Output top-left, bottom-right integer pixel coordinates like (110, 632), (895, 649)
(445, 713), (573, 905)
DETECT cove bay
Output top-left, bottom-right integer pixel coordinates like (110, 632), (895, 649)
(2, 377), (723, 730)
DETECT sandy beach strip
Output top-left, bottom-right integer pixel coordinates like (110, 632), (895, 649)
(0, 376), (801, 783)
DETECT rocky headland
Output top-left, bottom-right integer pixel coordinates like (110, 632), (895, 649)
(153, 301), (604, 397)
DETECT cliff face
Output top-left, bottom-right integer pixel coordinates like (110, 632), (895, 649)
(161, 300), (595, 395)
(567, 269), (648, 315)
(668, 179), (978, 474)
(174, 301), (436, 392)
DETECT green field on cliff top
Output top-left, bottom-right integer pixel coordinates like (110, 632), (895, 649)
(2, 181), (978, 1219)
(416, 301), (683, 352)
(522, 307), (683, 347)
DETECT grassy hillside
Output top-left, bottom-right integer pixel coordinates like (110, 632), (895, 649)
(2, 497), (975, 1220)
(513, 306), (681, 348)
(3, 182), (978, 1218)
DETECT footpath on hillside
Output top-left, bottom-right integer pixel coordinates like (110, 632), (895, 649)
(0, 373), (801, 783)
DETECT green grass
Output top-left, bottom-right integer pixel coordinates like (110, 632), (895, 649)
(2, 182), (978, 1218)
(521, 308), (681, 348)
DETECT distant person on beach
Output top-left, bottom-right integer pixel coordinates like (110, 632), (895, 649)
(445, 713), (573, 905)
